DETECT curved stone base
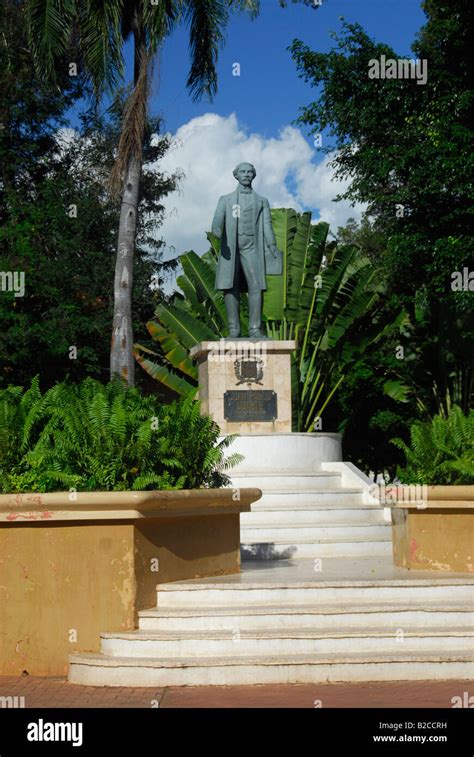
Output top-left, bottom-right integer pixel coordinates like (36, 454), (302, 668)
(223, 432), (342, 474)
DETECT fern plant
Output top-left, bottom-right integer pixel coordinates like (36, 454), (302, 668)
(391, 405), (474, 485)
(0, 378), (242, 493)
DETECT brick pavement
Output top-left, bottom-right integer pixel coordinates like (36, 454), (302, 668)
(0, 676), (471, 708)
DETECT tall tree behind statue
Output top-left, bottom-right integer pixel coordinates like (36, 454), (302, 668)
(0, 1), (178, 388)
(26, 0), (264, 385)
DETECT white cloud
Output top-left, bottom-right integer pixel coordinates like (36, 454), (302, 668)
(295, 153), (366, 230)
(147, 113), (366, 257)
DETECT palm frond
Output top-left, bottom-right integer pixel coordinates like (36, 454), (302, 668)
(183, 0), (229, 101)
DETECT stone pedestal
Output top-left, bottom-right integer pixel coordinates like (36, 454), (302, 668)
(190, 340), (296, 434)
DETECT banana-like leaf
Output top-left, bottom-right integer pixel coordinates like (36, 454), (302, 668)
(263, 208), (297, 321)
(156, 302), (216, 347)
(176, 274), (207, 311)
(180, 251), (227, 328)
(341, 307), (407, 362)
(324, 268), (380, 352)
(202, 248), (218, 268)
(312, 245), (358, 334)
(145, 321), (197, 379)
(206, 231), (221, 261)
(297, 221), (329, 329)
(285, 211), (312, 323)
(176, 273), (222, 333)
(134, 351), (197, 397)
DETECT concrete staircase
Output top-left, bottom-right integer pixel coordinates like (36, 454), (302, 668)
(67, 438), (474, 687)
(68, 565), (474, 686)
(234, 469), (392, 561)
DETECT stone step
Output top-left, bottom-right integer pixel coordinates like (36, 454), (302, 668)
(156, 581), (474, 608)
(241, 508), (386, 525)
(250, 491), (366, 507)
(99, 626), (474, 659)
(231, 473), (343, 491)
(240, 524), (390, 542)
(138, 602), (474, 632)
(69, 650), (474, 687)
(241, 540), (392, 560)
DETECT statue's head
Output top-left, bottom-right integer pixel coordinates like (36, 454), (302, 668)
(233, 162), (256, 186)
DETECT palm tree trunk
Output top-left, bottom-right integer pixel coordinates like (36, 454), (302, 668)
(110, 23), (147, 386)
(110, 153), (141, 384)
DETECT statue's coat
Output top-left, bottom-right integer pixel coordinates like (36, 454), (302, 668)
(212, 188), (278, 291)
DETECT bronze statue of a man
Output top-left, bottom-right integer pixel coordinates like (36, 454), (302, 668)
(211, 162), (282, 338)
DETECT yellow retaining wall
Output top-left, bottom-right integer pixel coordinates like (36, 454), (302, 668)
(0, 489), (260, 675)
(391, 486), (474, 572)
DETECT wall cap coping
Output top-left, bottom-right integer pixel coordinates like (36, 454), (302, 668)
(0, 488), (261, 523)
(391, 501), (474, 510)
(386, 485), (474, 509)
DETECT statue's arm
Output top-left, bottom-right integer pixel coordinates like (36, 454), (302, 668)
(263, 199), (277, 249)
(211, 197), (226, 239)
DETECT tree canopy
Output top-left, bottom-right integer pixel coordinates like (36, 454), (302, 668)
(290, 0), (473, 418)
(0, 1), (179, 389)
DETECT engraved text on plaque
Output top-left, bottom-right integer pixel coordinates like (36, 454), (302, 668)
(224, 390), (277, 422)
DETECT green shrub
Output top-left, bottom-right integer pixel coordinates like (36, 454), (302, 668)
(0, 377), (241, 492)
(391, 406), (474, 485)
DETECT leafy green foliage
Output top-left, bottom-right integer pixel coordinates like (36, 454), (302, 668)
(290, 2), (474, 417)
(0, 378), (241, 493)
(26, 0), (267, 102)
(136, 209), (402, 432)
(325, 342), (418, 480)
(392, 406), (474, 485)
(135, 240), (229, 397)
(0, 0), (179, 389)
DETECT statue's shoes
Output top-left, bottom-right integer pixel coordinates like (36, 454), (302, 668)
(227, 330), (241, 338)
(248, 329), (269, 339)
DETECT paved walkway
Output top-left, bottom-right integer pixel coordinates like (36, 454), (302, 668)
(0, 676), (471, 708)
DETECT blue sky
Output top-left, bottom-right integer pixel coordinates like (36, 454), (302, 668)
(69, 1), (428, 256)
(149, 0), (427, 138)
